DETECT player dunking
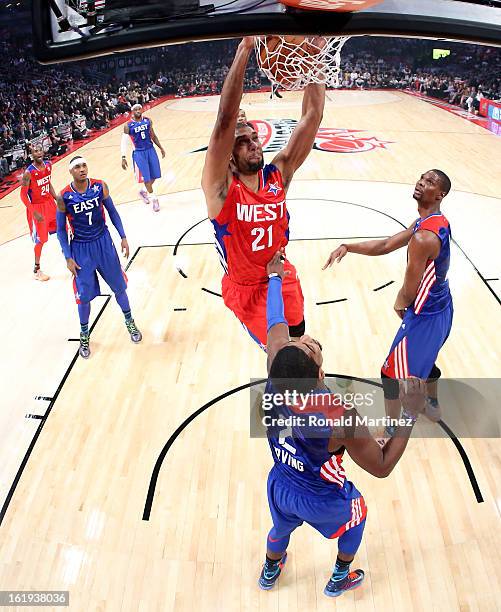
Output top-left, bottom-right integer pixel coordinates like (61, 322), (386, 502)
(260, 252), (425, 596)
(20, 145), (57, 281)
(121, 103), (165, 212)
(324, 169), (453, 426)
(56, 156), (142, 359)
(202, 36), (325, 349)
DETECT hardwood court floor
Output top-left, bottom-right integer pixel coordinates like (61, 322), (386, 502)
(0, 91), (500, 611)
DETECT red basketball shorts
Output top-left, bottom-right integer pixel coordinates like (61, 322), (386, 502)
(26, 199), (57, 245)
(221, 261), (304, 349)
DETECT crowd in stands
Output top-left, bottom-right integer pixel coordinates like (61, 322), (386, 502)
(339, 37), (501, 115)
(0, 32), (499, 180)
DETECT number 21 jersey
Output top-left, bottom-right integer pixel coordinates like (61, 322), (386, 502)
(211, 164), (289, 285)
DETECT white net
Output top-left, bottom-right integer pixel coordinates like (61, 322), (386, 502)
(255, 35), (349, 91)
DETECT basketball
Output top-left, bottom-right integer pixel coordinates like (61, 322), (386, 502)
(258, 35), (304, 71)
(258, 35), (327, 89)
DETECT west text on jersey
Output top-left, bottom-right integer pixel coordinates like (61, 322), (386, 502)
(236, 201), (286, 222)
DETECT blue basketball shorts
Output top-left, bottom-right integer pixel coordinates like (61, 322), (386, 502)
(266, 466), (367, 548)
(71, 230), (127, 304)
(132, 147), (161, 183)
(382, 303), (453, 379)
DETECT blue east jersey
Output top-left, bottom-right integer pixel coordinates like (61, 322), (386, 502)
(127, 117), (161, 183)
(61, 178), (107, 242)
(382, 212), (453, 379)
(60, 178), (126, 303)
(128, 117), (154, 151)
(264, 381), (367, 541)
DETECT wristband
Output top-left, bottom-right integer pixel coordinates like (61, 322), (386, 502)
(268, 272), (280, 279)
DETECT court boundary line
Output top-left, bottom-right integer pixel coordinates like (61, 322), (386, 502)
(373, 280), (395, 292)
(142, 375), (483, 521)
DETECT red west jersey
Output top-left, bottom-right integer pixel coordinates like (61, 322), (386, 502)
(211, 164), (290, 285)
(27, 160), (53, 206)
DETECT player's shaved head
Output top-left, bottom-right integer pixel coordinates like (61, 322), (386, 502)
(269, 345), (320, 396)
(430, 169), (451, 196)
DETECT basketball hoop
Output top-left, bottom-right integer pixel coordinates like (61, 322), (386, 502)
(255, 35), (349, 91)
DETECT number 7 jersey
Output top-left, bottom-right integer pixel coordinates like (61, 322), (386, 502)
(61, 179), (107, 242)
(212, 164), (289, 285)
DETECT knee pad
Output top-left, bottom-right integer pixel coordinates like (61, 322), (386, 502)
(427, 364), (441, 382)
(288, 319), (305, 338)
(381, 370), (399, 400)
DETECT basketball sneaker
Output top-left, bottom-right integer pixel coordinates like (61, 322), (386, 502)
(424, 397), (442, 422)
(324, 569), (365, 597)
(258, 553), (287, 590)
(151, 196), (160, 212)
(374, 422), (395, 447)
(34, 269), (50, 281)
(79, 332), (90, 359)
(139, 187), (150, 205)
(126, 319), (142, 343)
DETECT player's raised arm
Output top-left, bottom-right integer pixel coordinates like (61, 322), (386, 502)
(272, 82), (325, 191)
(340, 378), (425, 478)
(323, 224), (415, 269)
(265, 252), (291, 372)
(393, 230), (440, 317)
(201, 37), (255, 219)
(148, 119), (165, 158)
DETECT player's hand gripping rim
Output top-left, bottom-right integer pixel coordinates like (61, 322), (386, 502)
(323, 244), (348, 270)
(266, 250), (289, 280)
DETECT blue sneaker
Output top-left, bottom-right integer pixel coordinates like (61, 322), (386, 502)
(385, 424), (397, 437)
(324, 569), (365, 597)
(258, 553), (287, 590)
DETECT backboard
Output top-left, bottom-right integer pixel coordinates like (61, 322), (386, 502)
(32, 0), (501, 63)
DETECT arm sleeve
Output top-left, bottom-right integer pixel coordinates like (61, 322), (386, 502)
(20, 184), (33, 212)
(121, 132), (129, 157)
(56, 210), (71, 259)
(103, 195), (126, 239)
(266, 276), (287, 332)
